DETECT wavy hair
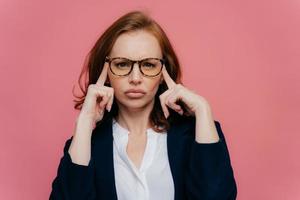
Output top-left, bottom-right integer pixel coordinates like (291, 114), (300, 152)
(73, 10), (186, 132)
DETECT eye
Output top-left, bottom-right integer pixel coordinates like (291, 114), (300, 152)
(114, 61), (131, 68)
(143, 62), (155, 68)
(116, 62), (128, 67)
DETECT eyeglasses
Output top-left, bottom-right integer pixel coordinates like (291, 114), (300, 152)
(105, 56), (164, 77)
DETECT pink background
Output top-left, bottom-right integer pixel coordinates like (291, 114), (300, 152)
(1, 0), (299, 199)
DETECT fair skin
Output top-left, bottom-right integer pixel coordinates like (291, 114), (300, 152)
(106, 30), (220, 168)
(68, 30), (219, 168)
(106, 30), (164, 168)
(107, 30), (163, 136)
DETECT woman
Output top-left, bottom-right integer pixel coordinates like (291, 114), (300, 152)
(50, 10), (237, 200)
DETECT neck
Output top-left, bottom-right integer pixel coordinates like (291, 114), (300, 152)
(115, 99), (154, 136)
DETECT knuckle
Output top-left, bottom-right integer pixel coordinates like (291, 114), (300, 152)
(159, 93), (166, 99)
(88, 84), (98, 92)
(103, 93), (109, 99)
(176, 84), (183, 90)
(103, 85), (109, 90)
(87, 84), (94, 90)
(165, 100), (169, 106)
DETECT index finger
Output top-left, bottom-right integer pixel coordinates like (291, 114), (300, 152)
(96, 62), (109, 86)
(162, 65), (176, 89)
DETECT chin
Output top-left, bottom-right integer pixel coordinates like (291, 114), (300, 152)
(117, 95), (155, 110)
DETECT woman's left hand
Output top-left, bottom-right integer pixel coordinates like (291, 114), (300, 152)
(159, 65), (211, 119)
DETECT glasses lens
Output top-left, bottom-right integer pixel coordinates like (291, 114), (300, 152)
(110, 58), (132, 76)
(141, 58), (162, 76)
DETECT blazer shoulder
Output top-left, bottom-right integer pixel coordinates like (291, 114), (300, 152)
(171, 115), (222, 137)
(175, 115), (220, 128)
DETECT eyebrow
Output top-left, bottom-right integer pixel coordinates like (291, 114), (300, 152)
(110, 56), (162, 60)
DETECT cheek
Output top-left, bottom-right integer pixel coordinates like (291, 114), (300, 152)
(107, 72), (120, 88)
(107, 75), (122, 96)
(147, 79), (161, 94)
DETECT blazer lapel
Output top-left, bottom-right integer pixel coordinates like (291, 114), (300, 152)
(167, 118), (194, 200)
(93, 116), (193, 200)
(93, 117), (118, 199)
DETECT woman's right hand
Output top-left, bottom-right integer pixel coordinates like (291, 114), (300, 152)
(68, 62), (113, 166)
(79, 62), (114, 125)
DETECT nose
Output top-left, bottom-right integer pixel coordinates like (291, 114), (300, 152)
(128, 62), (142, 85)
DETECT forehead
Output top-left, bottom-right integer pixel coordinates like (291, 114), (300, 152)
(109, 30), (162, 59)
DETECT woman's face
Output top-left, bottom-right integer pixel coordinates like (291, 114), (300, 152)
(107, 30), (163, 111)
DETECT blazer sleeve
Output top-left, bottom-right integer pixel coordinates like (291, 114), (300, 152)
(49, 136), (97, 200)
(185, 120), (237, 200)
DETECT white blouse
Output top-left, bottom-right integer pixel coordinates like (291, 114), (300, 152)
(112, 118), (174, 200)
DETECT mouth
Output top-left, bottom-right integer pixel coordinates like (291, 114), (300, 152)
(125, 92), (146, 98)
(124, 89), (146, 98)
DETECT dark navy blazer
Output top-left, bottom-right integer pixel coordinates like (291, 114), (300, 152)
(50, 116), (237, 200)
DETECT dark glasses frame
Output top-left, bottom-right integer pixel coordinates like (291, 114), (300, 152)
(105, 56), (165, 77)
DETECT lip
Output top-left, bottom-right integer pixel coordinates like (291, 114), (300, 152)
(125, 89), (146, 94)
(125, 89), (146, 98)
